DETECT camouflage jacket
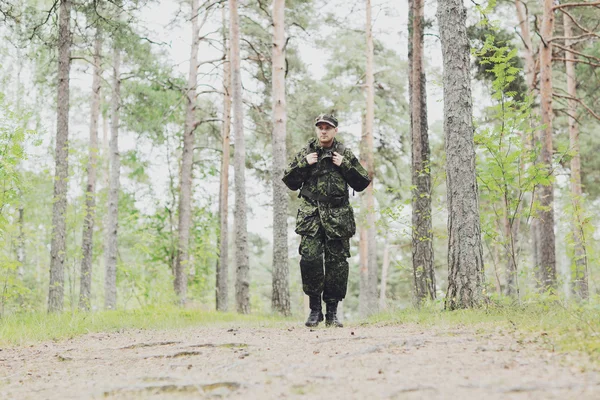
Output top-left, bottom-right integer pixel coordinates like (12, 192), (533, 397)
(282, 138), (371, 239)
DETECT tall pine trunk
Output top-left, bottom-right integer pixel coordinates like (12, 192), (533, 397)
(360, 0), (378, 317)
(230, 0), (250, 314)
(409, 0), (435, 304)
(79, 29), (102, 311)
(174, 0), (201, 305)
(216, 3), (231, 312)
(358, 113), (369, 317)
(437, 0), (485, 309)
(538, 0), (557, 291)
(48, 0), (71, 313)
(564, 14), (588, 299)
(379, 239), (390, 310)
(104, 38), (121, 310)
(271, 0), (290, 315)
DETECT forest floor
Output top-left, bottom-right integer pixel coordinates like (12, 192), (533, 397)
(1, 318), (599, 399)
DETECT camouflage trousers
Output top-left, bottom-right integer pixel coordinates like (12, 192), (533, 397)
(299, 227), (350, 303)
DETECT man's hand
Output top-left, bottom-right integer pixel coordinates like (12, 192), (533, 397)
(332, 152), (344, 166)
(305, 152), (318, 165)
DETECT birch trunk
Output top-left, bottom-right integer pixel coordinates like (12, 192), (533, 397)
(271, 0), (290, 315)
(437, 0), (485, 309)
(79, 29), (102, 311)
(230, 0), (250, 314)
(174, 0), (201, 305)
(538, 0), (557, 291)
(48, 0), (71, 313)
(564, 14), (588, 299)
(409, 0), (435, 304)
(104, 39), (121, 310)
(216, 3), (231, 312)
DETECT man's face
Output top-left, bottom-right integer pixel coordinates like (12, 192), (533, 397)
(315, 123), (338, 147)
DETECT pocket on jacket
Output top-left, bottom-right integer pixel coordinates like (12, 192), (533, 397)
(323, 205), (356, 239)
(295, 206), (319, 237)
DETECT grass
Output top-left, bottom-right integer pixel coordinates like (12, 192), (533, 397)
(0, 306), (291, 346)
(369, 300), (600, 362)
(2, 300), (600, 364)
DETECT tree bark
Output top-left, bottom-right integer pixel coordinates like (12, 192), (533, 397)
(515, 0), (542, 288)
(437, 0), (485, 309)
(216, 2), (231, 312)
(104, 38), (121, 310)
(358, 113), (369, 317)
(538, 0), (557, 291)
(564, 14), (588, 299)
(174, 0), (201, 305)
(230, 0), (250, 314)
(365, 0), (378, 316)
(409, 0), (435, 304)
(379, 240), (390, 310)
(48, 0), (71, 313)
(79, 29), (102, 311)
(271, 0), (291, 315)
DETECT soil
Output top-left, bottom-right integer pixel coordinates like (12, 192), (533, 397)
(0, 321), (598, 399)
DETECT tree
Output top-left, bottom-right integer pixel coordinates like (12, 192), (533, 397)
(174, 0), (202, 305)
(105, 30), (122, 310)
(271, 0), (290, 315)
(216, 2), (231, 312)
(437, 0), (485, 309)
(538, 0), (556, 291)
(48, 0), (71, 313)
(563, 10), (587, 299)
(358, 0), (377, 318)
(79, 28), (102, 311)
(409, 0), (434, 303)
(230, 0), (250, 314)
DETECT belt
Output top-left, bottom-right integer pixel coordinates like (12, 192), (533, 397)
(300, 186), (348, 207)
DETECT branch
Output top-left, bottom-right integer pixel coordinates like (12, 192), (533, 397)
(553, 2), (600, 11)
(553, 92), (600, 122)
(198, 54), (225, 67)
(550, 32), (600, 42)
(553, 43), (600, 63)
(29, 0), (59, 41)
(558, 7), (597, 35)
(193, 118), (222, 129)
(552, 57), (600, 68)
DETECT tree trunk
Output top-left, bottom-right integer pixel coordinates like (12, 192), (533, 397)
(48, 0), (71, 313)
(379, 240), (390, 310)
(104, 38), (121, 310)
(174, 0), (201, 305)
(503, 197), (518, 298)
(79, 29), (102, 311)
(365, 0), (378, 316)
(564, 14), (588, 299)
(216, 2), (231, 312)
(409, 0), (435, 304)
(358, 113), (369, 317)
(538, 0), (557, 291)
(230, 0), (250, 314)
(271, 0), (290, 315)
(437, 0), (485, 310)
(515, 0), (542, 282)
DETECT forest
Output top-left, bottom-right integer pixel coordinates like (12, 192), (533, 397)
(1, 0), (600, 345)
(3, 0), (600, 397)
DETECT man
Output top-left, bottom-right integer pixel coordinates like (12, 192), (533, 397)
(282, 113), (371, 327)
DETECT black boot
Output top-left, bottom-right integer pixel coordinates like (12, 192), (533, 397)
(325, 301), (343, 327)
(305, 295), (324, 327)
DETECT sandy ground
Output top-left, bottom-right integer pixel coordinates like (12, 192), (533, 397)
(0, 321), (598, 399)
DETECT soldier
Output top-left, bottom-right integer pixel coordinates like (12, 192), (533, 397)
(283, 113), (371, 327)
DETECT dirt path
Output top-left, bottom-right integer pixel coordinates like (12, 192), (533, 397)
(1, 321), (598, 399)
